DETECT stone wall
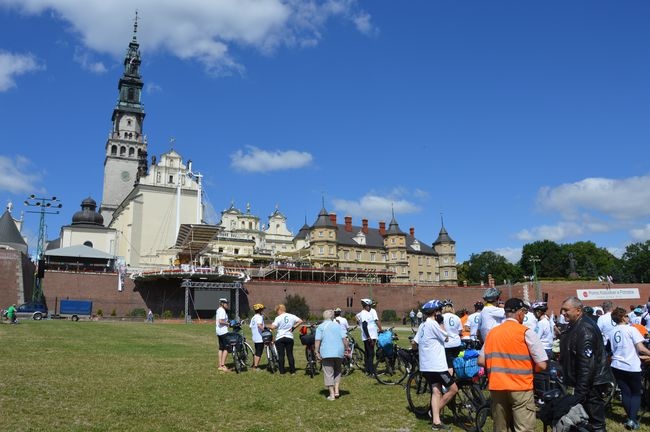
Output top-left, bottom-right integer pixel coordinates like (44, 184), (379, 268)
(0, 249), (34, 307)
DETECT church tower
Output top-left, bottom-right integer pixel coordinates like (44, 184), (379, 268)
(100, 13), (147, 226)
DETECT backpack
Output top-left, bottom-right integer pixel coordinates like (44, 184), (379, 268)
(377, 329), (394, 356)
(453, 349), (479, 379)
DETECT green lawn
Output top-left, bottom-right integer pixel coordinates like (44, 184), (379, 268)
(0, 320), (643, 431)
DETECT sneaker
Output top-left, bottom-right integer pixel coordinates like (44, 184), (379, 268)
(625, 419), (640, 430)
(326, 395), (336, 401)
(431, 423), (450, 431)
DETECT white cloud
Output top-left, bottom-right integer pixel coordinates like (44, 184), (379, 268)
(73, 47), (107, 73)
(230, 146), (313, 172)
(332, 190), (421, 220)
(630, 224), (650, 242)
(0, 51), (44, 91)
(1, 0), (374, 74)
(145, 82), (162, 94)
(0, 155), (43, 193)
(516, 221), (584, 242)
(606, 246), (625, 259)
(537, 175), (650, 220)
(493, 247), (522, 264)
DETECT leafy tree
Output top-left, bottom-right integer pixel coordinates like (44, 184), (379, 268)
(561, 241), (621, 279)
(462, 251), (523, 285)
(285, 294), (310, 319)
(622, 241), (650, 283)
(520, 240), (564, 278)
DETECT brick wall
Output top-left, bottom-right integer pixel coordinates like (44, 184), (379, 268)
(0, 249), (34, 307)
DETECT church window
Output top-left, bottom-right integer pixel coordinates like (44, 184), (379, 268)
(129, 148), (134, 157)
(120, 146), (126, 156)
(249, 222), (252, 230)
(156, 173), (161, 183)
(127, 119), (132, 126)
(111, 145), (117, 155)
(168, 175), (174, 184)
(84, 241), (93, 248)
(241, 221), (246, 229)
(276, 224), (280, 230)
(128, 88), (134, 101)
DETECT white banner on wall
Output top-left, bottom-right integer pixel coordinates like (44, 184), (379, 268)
(577, 288), (640, 301)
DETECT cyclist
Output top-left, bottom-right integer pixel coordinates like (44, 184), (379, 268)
(333, 307), (349, 331)
(531, 301), (554, 358)
(477, 287), (504, 343)
(412, 299), (458, 431)
(249, 303), (266, 371)
(441, 300), (462, 375)
(465, 302), (483, 342)
(270, 304), (303, 375)
(356, 298), (382, 376)
(216, 298), (231, 372)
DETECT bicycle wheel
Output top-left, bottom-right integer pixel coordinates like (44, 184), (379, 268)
(374, 352), (408, 385)
(242, 342), (254, 368)
(233, 350), (242, 374)
(406, 371), (431, 417)
(449, 382), (484, 431)
(474, 403), (490, 432)
(352, 346), (365, 372)
(341, 357), (352, 377)
(306, 350), (316, 378)
(267, 345), (278, 373)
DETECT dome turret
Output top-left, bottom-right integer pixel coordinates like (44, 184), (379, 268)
(72, 197), (104, 225)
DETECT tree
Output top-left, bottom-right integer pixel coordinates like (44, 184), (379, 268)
(519, 240), (564, 278)
(561, 241), (621, 279)
(285, 294), (310, 319)
(462, 251), (523, 285)
(622, 241), (650, 283)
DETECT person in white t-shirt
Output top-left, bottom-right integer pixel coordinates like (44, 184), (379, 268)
(597, 301), (615, 346)
(629, 307), (643, 326)
(215, 298), (230, 372)
(270, 304), (303, 374)
(608, 307), (650, 430)
(356, 298), (382, 375)
(531, 302), (554, 357)
(333, 307), (349, 331)
(522, 303), (538, 332)
(412, 299), (458, 430)
(249, 303), (266, 371)
(465, 302), (483, 341)
(477, 287), (505, 343)
(441, 300), (462, 373)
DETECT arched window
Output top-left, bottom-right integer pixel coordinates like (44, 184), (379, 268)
(120, 146), (126, 156)
(249, 222), (252, 230)
(129, 148), (135, 157)
(111, 145), (117, 155)
(128, 88), (134, 101)
(83, 241), (93, 248)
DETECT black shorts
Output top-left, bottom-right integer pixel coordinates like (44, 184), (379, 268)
(422, 371), (455, 387)
(217, 334), (228, 351)
(254, 342), (264, 357)
(445, 346), (463, 369)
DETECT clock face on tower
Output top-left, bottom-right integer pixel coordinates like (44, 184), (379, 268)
(121, 171), (131, 182)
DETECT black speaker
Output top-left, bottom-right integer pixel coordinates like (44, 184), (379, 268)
(37, 259), (45, 278)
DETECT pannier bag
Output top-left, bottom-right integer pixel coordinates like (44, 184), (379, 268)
(377, 329), (394, 356)
(453, 348), (479, 379)
(261, 329), (273, 343)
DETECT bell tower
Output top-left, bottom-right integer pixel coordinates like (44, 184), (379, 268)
(100, 12), (147, 226)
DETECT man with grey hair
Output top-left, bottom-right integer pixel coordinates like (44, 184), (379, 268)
(315, 309), (349, 400)
(559, 296), (613, 432)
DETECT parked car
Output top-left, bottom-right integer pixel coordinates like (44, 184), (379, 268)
(15, 302), (48, 320)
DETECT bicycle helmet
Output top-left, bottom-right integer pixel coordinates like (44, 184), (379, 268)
(531, 301), (548, 312)
(483, 287), (501, 302)
(442, 299), (453, 307)
(334, 307), (342, 315)
(361, 298), (373, 307)
(473, 301), (484, 311)
(421, 299), (443, 314)
(253, 303), (265, 312)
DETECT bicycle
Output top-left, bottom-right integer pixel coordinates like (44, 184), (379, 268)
(299, 323), (319, 378)
(374, 328), (411, 385)
(260, 327), (279, 373)
(225, 320), (254, 373)
(342, 326), (365, 376)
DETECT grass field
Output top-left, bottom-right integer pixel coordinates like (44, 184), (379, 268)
(0, 320), (643, 431)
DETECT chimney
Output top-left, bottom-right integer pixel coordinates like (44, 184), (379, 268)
(329, 213), (337, 225)
(379, 221), (386, 236)
(344, 216), (352, 232)
(362, 218), (368, 234)
(409, 227), (415, 237)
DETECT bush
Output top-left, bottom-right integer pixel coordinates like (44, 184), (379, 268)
(285, 294), (309, 319)
(110, 309), (117, 317)
(96, 309), (103, 317)
(180, 311), (185, 319)
(381, 309), (398, 322)
(162, 310), (173, 319)
(129, 308), (146, 318)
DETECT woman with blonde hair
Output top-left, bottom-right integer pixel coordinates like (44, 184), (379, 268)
(441, 300), (462, 374)
(270, 304), (303, 374)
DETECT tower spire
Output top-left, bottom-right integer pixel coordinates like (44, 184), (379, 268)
(133, 11), (139, 40)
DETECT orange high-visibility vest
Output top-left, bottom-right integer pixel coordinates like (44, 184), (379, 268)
(460, 314), (470, 339)
(484, 320), (534, 391)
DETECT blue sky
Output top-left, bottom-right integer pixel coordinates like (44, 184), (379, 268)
(1, 0), (649, 264)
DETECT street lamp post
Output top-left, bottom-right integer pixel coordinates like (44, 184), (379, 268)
(24, 195), (62, 301)
(529, 255), (541, 301)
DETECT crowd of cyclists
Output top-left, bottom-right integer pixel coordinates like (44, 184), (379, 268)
(217, 289), (650, 431)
